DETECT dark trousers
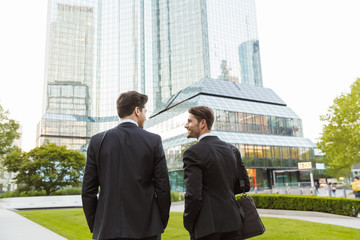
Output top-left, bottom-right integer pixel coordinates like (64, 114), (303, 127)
(196, 231), (242, 240)
(100, 235), (160, 240)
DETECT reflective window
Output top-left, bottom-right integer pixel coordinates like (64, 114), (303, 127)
(213, 109), (303, 137)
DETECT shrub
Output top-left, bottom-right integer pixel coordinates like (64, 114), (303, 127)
(237, 194), (360, 217)
(50, 187), (81, 196)
(1, 188), (184, 202)
(171, 191), (184, 202)
(0, 187), (81, 198)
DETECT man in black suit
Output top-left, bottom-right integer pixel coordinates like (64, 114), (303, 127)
(82, 91), (171, 240)
(183, 106), (250, 240)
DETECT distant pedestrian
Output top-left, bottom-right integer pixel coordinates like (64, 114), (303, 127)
(351, 177), (360, 199)
(324, 183), (330, 196)
(314, 182), (319, 194)
(331, 183), (336, 197)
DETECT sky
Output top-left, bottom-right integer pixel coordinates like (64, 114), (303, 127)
(0, 0), (359, 151)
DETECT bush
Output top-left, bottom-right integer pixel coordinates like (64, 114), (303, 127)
(238, 194), (360, 217)
(0, 191), (19, 198)
(171, 191), (184, 202)
(50, 187), (81, 196)
(0, 187), (81, 198)
(1, 188), (182, 202)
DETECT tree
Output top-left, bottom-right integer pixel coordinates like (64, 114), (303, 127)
(3, 146), (27, 173)
(0, 104), (20, 185)
(317, 78), (360, 177)
(4, 142), (86, 195)
(0, 104), (20, 158)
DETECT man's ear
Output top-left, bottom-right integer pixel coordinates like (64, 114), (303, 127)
(200, 119), (207, 129)
(134, 107), (140, 117)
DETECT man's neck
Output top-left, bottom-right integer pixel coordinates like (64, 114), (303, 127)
(119, 117), (138, 126)
(198, 131), (212, 141)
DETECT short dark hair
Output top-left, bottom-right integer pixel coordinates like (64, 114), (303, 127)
(188, 106), (214, 130)
(355, 176), (359, 180)
(116, 91), (148, 118)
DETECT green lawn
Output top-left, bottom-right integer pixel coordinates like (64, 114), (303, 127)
(18, 209), (360, 240)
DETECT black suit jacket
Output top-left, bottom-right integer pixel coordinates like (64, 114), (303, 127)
(82, 122), (171, 240)
(183, 136), (250, 239)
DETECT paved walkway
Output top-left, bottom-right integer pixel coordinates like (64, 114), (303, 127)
(0, 198), (359, 239)
(0, 208), (66, 240)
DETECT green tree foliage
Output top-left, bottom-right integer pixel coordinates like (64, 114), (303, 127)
(0, 104), (20, 157)
(4, 143), (86, 195)
(317, 78), (360, 177)
(3, 146), (27, 172)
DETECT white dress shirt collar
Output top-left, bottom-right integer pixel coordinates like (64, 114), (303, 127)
(198, 132), (214, 142)
(119, 119), (138, 127)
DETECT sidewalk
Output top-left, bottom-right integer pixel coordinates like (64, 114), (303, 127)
(0, 196), (79, 240)
(0, 208), (66, 240)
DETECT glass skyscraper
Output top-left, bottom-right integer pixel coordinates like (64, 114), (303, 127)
(153, 0), (263, 105)
(38, 0), (265, 150)
(37, 0), (154, 150)
(37, 0), (314, 189)
(147, 0), (313, 190)
(239, 40), (263, 86)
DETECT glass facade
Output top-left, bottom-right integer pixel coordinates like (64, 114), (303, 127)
(39, 0), (265, 149)
(38, 0), (155, 149)
(153, 0), (264, 105)
(239, 40), (263, 86)
(38, 1), (97, 149)
(213, 110), (303, 137)
(145, 78), (316, 190)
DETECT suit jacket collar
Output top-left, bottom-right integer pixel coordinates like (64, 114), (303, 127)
(119, 119), (138, 127)
(199, 135), (219, 142)
(198, 132), (214, 142)
(117, 122), (138, 129)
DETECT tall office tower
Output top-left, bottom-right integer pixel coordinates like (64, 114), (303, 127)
(37, 0), (153, 150)
(37, 0), (264, 150)
(153, 0), (263, 105)
(147, 0), (315, 190)
(37, 2), (96, 150)
(239, 40), (263, 86)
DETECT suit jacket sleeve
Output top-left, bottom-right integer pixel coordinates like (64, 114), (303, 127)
(81, 137), (100, 232)
(183, 148), (202, 234)
(153, 136), (171, 229)
(232, 146), (251, 194)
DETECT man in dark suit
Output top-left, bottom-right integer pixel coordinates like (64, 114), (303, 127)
(183, 106), (250, 240)
(82, 91), (171, 240)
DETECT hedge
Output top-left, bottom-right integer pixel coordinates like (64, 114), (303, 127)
(0, 187), (83, 198)
(1, 188), (184, 203)
(171, 191), (184, 202)
(236, 194), (360, 217)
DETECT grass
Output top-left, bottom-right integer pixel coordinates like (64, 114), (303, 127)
(18, 209), (360, 240)
(18, 208), (92, 240)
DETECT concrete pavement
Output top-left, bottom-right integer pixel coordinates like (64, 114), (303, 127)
(0, 195), (82, 210)
(0, 208), (66, 240)
(0, 196), (79, 240)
